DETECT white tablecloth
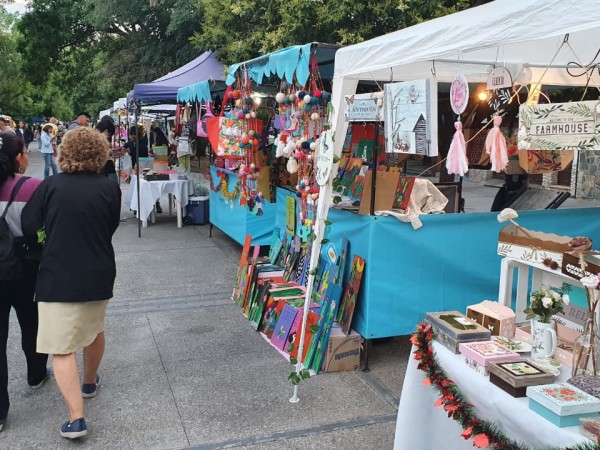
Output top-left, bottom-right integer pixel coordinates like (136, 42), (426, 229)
(125, 176), (194, 222)
(394, 342), (592, 450)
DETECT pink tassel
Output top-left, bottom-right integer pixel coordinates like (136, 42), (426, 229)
(485, 115), (508, 172)
(446, 121), (469, 176)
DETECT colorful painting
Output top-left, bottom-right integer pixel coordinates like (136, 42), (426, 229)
(289, 310), (319, 363)
(271, 304), (299, 351)
(307, 283), (344, 372)
(393, 176), (416, 210)
(463, 341), (517, 358)
(384, 79), (437, 156)
(337, 255), (366, 335)
(232, 235), (253, 306)
(439, 314), (478, 331)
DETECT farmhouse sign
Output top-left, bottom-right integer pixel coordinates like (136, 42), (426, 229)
(518, 101), (600, 151)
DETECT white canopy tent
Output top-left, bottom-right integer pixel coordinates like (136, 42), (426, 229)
(330, 0), (600, 158)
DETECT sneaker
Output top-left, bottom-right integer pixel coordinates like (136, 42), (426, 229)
(82, 375), (100, 398)
(30, 367), (52, 389)
(60, 418), (87, 439)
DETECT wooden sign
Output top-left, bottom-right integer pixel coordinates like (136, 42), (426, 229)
(344, 92), (383, 122)
(518, 101), (600, 151)
(286, 195), (296, 236)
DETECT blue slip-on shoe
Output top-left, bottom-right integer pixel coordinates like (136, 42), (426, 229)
(30, 367), (52, 389)
(60, 418), (87, 439)
(82, 375), (100, 398)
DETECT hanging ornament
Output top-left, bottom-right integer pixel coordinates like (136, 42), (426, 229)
(287, 157), (298, 174)
(310, 112), (320, 121)
(446, 121), (469, 176)
(486, 67), (513, 111)
(450, 74), (469, 115)
(485, 115), (508, 172)
(275, 92), (286, 103)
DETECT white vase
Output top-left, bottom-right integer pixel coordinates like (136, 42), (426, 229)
(530, 318), (557, 358)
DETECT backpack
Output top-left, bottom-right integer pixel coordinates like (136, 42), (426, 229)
(0, 176), (29, 281)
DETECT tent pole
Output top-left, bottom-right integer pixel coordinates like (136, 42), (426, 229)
(370, 123), (380, 215)
(135, 102), (142, 238)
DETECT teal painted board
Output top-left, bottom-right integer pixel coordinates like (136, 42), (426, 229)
(209, 166), (275, 246)
(529, 399), (599, 427)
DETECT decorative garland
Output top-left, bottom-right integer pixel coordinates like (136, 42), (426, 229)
(209, 170), (241, 200)
(411, 322), (600, 450)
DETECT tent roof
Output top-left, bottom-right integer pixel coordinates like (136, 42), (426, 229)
(132, 51), (225, 103)
(226, 42), (340, 86)
(333, 0), (600, 86)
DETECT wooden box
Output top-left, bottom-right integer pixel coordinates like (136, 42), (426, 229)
(488, 361), (555, 397)
(498, 224), (572, 266)
(459, 341), (520, 376)
(527, 383), (600, 427)
(425, 311), (491, 354)
(466, 300), (516, 338)
(562, 251), (600, 282)
(144, 174), (170, 181)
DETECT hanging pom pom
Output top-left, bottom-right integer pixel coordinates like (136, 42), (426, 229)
(275, 92), (286, 103)
(283, 139), (295, 157)
(311, 112), (320, 121)
(245, 113), (251, 120)
(288, 94), (296, 102)
(250, 111), (257, 119)
(321, 92), (331, 101)
(297, 91), (306, 100)
(232, 90), (241, 99)
(245, 97), (254, 106)
(445, 121), (469, 177)
(309, 142), (317, 151)
(295, 150), (303, 159)
(287, 157), (298, 174)
(236, 111), (245, 120)
(303, 95), (312, 104)
(301, 141), (311, 150)
(313, 89), (322, 98)
(275, 136), (284, 158)
(235, 99), (243, 108)
(485, 115), (509, 173)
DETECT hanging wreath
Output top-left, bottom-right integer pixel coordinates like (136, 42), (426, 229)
(209, 170), (241, 199)
(411, 322), (600, 450)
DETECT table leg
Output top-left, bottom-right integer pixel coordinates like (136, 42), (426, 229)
(176, 200), (182, 228)
(150, 209), (156, 224)
(361, 339), (372, 372)
(498, 258), (514, 308)
(168, 193), (173, 216)
(142, 220), (148, 228)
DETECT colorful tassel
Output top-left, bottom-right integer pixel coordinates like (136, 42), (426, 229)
(446, 121), (469, 176)
(287, 157), (298, 174)
(485, 115), (508, 172)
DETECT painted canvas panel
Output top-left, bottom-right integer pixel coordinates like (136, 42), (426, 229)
(384, 79), (437, 156)
(271, 304), (299, 351)
(393, 177), (416, 210)
(337, 256), (366, 335)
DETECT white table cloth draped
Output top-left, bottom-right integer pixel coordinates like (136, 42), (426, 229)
(125, 176), (195, 226)
(394, 342), (592, 450)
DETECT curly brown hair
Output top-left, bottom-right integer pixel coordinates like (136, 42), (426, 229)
(58, 127), (109, 173)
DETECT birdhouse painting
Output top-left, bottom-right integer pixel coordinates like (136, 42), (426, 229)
(384, 79), (437, 156)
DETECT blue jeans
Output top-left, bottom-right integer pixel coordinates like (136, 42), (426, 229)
(43, 153), (58, 179)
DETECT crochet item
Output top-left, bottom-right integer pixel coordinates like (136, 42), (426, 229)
(485, 115), (508, 172)
(446, 121), (469, 176)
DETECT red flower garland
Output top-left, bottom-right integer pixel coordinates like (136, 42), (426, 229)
(411, 322), (600, 450)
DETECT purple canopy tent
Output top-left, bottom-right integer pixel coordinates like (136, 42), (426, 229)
(131, 51), (225, 104)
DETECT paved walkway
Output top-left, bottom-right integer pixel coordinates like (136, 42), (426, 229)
(1, 147), (406, 449)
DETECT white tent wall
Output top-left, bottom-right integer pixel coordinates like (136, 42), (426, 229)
(331, 0), (600, 157)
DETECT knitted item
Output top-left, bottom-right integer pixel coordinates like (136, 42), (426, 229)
(485, 115), (508, 172)
(446, 121), (469, 176)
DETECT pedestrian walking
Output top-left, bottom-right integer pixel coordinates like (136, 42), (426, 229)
(67, 112), (91, 130)
(15, 122), (33, 152)
(22, 127), (121, 439)
(0, 131), (51, 432)
(39, 125), (58, 178)
(95, 116), (118, 183)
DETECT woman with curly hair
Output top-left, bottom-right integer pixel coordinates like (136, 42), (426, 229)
(22, 127), (121, 439)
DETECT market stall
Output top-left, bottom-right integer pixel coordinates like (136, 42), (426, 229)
(126, 51), (226, 235)
(312, 0), (600, 340)
(202, 43), (339, 246)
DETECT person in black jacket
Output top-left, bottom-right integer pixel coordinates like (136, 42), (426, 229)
(95, 116), (118, 183)
(22, 127), (121, 440)
(0, 132), (50, 432)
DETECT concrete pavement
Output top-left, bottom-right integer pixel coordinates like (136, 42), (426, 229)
(1, 146), (406, 449)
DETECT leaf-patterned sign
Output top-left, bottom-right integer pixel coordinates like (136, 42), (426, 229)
(518, 101), (600, 151)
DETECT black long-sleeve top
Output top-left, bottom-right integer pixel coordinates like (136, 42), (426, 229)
(21, 172), (121, 302)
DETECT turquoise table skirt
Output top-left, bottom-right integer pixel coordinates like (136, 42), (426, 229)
(275, 187), (600, 338)
(209, 165), (276, 246)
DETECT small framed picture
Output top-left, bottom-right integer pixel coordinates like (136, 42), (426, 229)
(498, 361), (543, 377)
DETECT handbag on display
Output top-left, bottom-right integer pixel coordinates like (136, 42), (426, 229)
(197, 103), (214, 138)
(206, 85), (232, 152)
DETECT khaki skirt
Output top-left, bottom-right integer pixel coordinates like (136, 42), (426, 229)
(37, 300), (109, 355)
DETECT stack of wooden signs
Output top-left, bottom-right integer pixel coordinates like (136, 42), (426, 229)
(231, 229), (365, 373)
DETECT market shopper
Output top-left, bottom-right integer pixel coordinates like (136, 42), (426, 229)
(67, 112), (91, 130)
(22, 128), (121, 439)
(39, 125), (58, 178)
(0, 132), (50, 432)
(95, 116), (118, 183)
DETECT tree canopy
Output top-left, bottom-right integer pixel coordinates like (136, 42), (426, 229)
(7, 0), (489, 120)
